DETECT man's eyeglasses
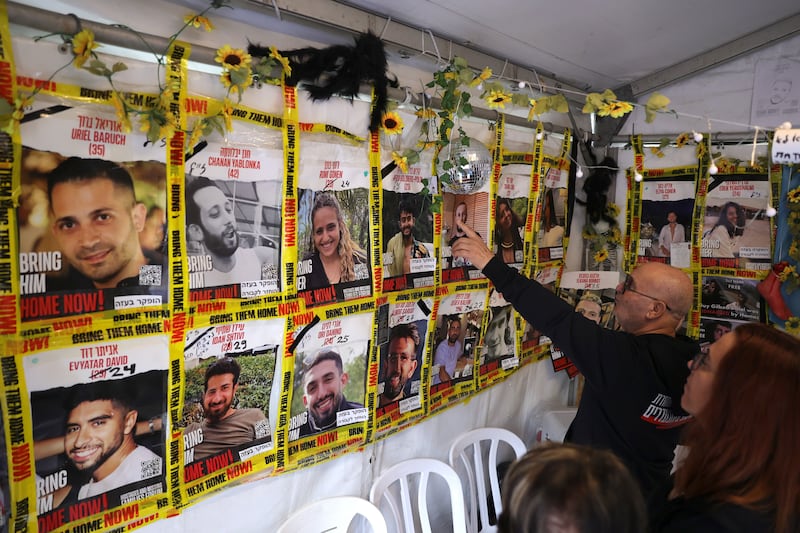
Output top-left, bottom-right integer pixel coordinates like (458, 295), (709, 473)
(690, 351), (709, 371)
(618, 273), (673, 311)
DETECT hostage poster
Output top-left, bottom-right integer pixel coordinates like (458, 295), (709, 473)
(636, 171), (696, 269)
(477, 289), (519, 389)
(493, 164), (533, 271)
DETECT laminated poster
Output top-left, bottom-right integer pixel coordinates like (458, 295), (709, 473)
(701, 172), (772, 272)
(440, 191), (491, 285)
(428, 289), (487, 414)
(380, 150), (436, 292)
(22, 335), (169, 533)
(373, 295), (433, 438)
(286, 304), (373, 468)
(184, 127), (285, 304)
(700, 274), (762, 324)
(296, 141), (373, 307)
(535, 135), (571, 264)
(477, 289), (519, 389)
(550, 271), (621, 376)
(636, 170), (697, 269)
(519, 266), (560, 363)
(17, 93), (169, 326)
(179, 317), (285, 503)
(492, 164), (533, 271)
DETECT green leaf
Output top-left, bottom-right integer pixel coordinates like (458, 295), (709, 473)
(111, 62), (128, 73)
(442, 160), (453, 170)
(453, 56), (468, 69)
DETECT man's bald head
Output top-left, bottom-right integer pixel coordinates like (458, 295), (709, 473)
(614, 262), (693, 335)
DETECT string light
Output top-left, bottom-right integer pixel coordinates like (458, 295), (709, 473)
(536, 131), (544, 140)
(766, 205), (777, 217)
(708, 161), (718, 175)
(576, 167), (584, 178)
(634, 171), (643, 182)
(692, 131), (703, 143)
(518, 81), (526, 89)
(778, 121), (793, 129)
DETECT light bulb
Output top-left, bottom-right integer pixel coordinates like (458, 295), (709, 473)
(476, 83), (483, 92)
(778, 121), (793, 130)
(518, 81), (526, 89)
(766, 206), (777, 217)
(634, 172), (643, 182)
(536, 131), (544, 140)
(576, 167), (584, 178)
(693, 131), (703, 143)
(709, 163), (718, 175)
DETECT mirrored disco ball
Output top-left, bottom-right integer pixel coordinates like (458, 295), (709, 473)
(437, 138), (492, 194)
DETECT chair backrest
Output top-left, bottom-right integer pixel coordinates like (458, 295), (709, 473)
(369, 458), (467, 533)
(277, 495), (388, 533)
(448, 428), (527, 533)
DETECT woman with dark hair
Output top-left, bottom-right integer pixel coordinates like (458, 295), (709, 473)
(498, 443), (647, 533)
(540, 188), (564, 247)
(704, 201), (745, 258)
(301, 192), (368, 291)
(652, 323), (800, 532)
(495, 198), (524, 264)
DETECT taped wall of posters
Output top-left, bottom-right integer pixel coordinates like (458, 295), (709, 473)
(295, 140), (373, 307)
(17, 92), (169, 325)
(22, 333), (170, 533)
(286, 303), (373, 469)
(373, 293), (433, 438)
(380, 146), (436, 293)
(477, 288), (520, 389)
(518, 265), (561, 363)
(178, 316), (285, 505)
(535, 136), (572, 264)
(440, 190), (491, 283)
(429, 289), (487, 414)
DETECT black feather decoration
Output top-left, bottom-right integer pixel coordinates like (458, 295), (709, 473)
(576, 155), (618, 226)
(248, 32), (398, 132)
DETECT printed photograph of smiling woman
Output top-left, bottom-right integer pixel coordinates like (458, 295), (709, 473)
(494, 165), (533, 269)
(22, 336), (168, 529)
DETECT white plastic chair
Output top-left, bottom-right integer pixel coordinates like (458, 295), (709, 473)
(448, 428), (527, 533)
(277, 495), (388, 533)
(370, 458), (467, 533)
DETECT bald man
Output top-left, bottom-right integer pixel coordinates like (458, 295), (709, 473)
(452, 222), (697, 503)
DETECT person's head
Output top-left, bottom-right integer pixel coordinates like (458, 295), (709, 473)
(398, 199), (417, 239)
(309, 192), (364, 281)
(186, 177), (239, 258)
(575, 293), (603, 324)
(453, 202), (468, 237)
(383, 323), (420, 399)
(63, 380), (138, 480)
(734, 290), (747, 305)
(140, 205), (166, 252)
(485, 306), (513, 356)
(666, 211), (677, 224)
(703, 279), (720, 294)
(712, 320), (732, 342)
(613, 262), (693, 335)
(715, 201), (745, 238)
(445, 316), (461, 344)
(543, 189), (559, 230)
(677, 324), (800, 532)
(303, 350), (348, 428)
(496, 198), (523, 236)
(202, 357), (241, 423)
(498, 443), (646, 533)
(47, 157), (147, 288)
(770, 79), (792, 105)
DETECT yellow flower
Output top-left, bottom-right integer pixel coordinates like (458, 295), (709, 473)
(527, 99), (539, 121)
(485, 89), (512, 109)
(788, 187), (800, 204)
(184, 14), (214, 31)
(789, 241), (800, 260)
(444, 72), (458, 80)
(784, 316), (800, 336)
(777, 264), (797, 282)
(269, 47), (292, 77)
(111, 92), (131, 133)
(593, 249), (609, 264)
(72, 29), (99, 68)
(597, 101), (633, 118)
(186, 121), (205, 152)
(676, 133), (691, 148)
(650, 147), (665, 158)
(381, 112), (404, 135)
(391, 151), (409, 174)
(215, 45), (252, 71)
(415, 107), (436, 120)
(608, 226), (622, 245)
(605, 203), (620, 218)
(789, 210), (800, 227)
(469, 67), (492, 87)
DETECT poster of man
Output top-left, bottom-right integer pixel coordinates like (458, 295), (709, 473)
(181, 318), (283, 476)
(701, 176), (772, 269)
(184, 140), (283, 299)
(288, 312), (371, 445)
(23, 336), (168, 533)
(441, 192), (490, 282)
(430, 291), (486, 395)
(296, 140), (373, 307)
(376, 299), (431, 414)
(381, 192), (435, 291)
(637, 176), (695, 268)
(750, 58), (800, 127)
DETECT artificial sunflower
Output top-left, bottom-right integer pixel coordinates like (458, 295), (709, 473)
(788, 186), (800, 204)
(186, 120), (205, 152)
(675, 132), (691, 148)
(526, 99), (539, 121)
(788, 210), (800, 227)
(485, 89), (512, 109)
(269, 47), (292, 77)
(469, 67), (492, 87)
(184, 14), (214, 31)
(110, 92), (131, 133)
(593, 249), (609, 264)
(650, 147), (665, 158)
(381, 112), (404, 135)
(784, 316), (800, 336)
(72, 29), (99, 68)
(215, 45), (252, 71)
(415, 107), (436, 120)
(597, 101), (633, 118)
(391, 151), (409, 174)
(221, 99), (234, 131)
(778, 264), (797, 282)
(605, 203), (620, 218)
(790, 241), (800, 261)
